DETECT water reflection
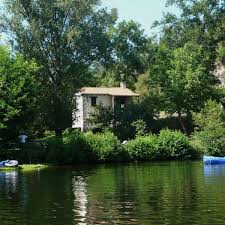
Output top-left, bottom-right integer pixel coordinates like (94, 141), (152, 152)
(2, 162), (225, 225)
(0, 171), (18, 193)
(72, 176), (87, 225)
(204, 165), (225, 184)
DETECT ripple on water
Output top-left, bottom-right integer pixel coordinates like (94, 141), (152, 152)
(1, 162), (225, 225)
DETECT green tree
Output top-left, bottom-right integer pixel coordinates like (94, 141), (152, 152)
(0, 46), (39, 141)
(150, 0), (225, 133)
(135, 73), (162, 115)
(156, 0), (225, 71)
(1, 0), (117, 136)
(90, 102), (155, 140)
(192, 100), (225, 156)
(131, 119), (147, 137)
(94, 20), (153, 88)
(149, 43), (218, 134)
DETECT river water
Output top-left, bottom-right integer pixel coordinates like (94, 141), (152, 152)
(0, 162), (225, 225)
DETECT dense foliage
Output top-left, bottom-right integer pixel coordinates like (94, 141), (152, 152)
(148, 43), (219, 133)
(43, 130), (91, 164)
(90, 103), (155, 140)
(93, 20), (153, 89)
(85, 131), (127, 162)
(125, 135), (157, 161)
(1, 0), (225, 159)
(192, 100), (225, 156)
(41, 130), (127, 164)
(126, 130), (197, 161)
(2, 0), (120, 135)
(26, 130), (199, 165)
(0, 46), (39, 141)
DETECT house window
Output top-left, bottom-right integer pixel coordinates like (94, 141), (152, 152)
(115, 97), (126, 109)
(120, 99), (125, 108)
(91, 97), (97, 107)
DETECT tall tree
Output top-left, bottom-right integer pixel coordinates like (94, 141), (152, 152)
(94, 20), (154, 88)
(149, 43), (218, 134)
(1, 0), (117, 136)
(0, 46), (39, 141)
(156, 0), (225, 69)
(192, 100), (225, 156)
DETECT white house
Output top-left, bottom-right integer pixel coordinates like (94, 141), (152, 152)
(72, 82), (139, 131)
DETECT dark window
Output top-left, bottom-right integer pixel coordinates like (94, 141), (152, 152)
(120, 99), (125, 108)
(91, 97), (97, 107)
(115, 97), (126, 108)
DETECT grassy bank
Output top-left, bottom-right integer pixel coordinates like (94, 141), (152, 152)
(18, 164), (50, 171)
(0, 164), (50, 172)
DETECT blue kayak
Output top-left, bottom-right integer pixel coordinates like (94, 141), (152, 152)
(0, 160), (18, 167)
(203, 156), (225, 165)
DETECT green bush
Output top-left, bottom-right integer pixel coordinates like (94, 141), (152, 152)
(125, 135), (157, 161)
(63, 130), (93, 163)
(42, 130), (92, 164)
(156, 130), (196, 160)
(42, 136), (64, 164)
(85, 131), (127, 162)
(43, 131), (127, 164)
(38, 129), (198, 164)
(125, 130), (197, 161)
(131, 119), (147, 137)
(43, 130), (55, 138)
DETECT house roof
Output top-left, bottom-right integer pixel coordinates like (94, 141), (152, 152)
(79, 87), (139, 97)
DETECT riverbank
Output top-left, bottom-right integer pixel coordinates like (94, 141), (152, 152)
(0, 164), (50, 172)
(0, 130), (201, 165)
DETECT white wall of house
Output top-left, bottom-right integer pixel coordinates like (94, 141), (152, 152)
(73, 94), (113, 131)
(72, 94), (84, 130)
(83, 94), (112, 130)
(84, 94), (112, 118)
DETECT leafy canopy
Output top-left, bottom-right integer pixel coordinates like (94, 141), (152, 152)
(0, 46), (39, 139)
(192, 100), (225, 156)
(1, 0), (117, 134)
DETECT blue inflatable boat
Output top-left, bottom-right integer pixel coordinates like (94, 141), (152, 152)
(0, 160), (18, 167)
(203, 156), (225, 165)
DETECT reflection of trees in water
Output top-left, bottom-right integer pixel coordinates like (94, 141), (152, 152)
(83, 165), (139, 224)
(2, 163), (225, 225)
(21, 170), (74, 224)
(0, 169), (76, 224)
(72, 166), (137, 224)
(83, 163), (205, 225)
(143, 163), (201, 225)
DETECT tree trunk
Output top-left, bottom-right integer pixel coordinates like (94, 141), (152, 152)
(55, 128), (62, 137)
(53, 94), (64, 138)
(178, 111), (188, 135)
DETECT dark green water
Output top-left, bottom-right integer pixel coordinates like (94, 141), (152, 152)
(1, 162), (225, 225)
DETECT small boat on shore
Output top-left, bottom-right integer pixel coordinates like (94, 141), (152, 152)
(0, 160), (18, 167)
(203, 156), (225, 165)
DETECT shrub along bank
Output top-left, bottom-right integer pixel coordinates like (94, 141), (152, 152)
(126, 130), (199, 161)
(40, 129), (200, 165)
